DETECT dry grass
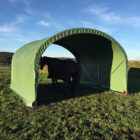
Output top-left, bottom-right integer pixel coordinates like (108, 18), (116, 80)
(128, 61), (140, 69)
(128, 61), (140, 77)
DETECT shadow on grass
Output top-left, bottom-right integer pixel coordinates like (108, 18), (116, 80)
(128, 67), (140, 93)
(37, 82), (105, 106)
(36, 67), (140, 105)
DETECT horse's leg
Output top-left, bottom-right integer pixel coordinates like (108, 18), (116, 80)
(55, 78), (57, 84)
(69, 79), (73, 94)
(71, 74), (75, 95)
(72, 70), (80, 95)
(65, 76), (73, 94)
(55, 78), (59, 87)
(52, 77), (55, 88)
(55, 79), (61, 88)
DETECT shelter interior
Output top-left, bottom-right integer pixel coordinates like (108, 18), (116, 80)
(53, 34), (113, 89)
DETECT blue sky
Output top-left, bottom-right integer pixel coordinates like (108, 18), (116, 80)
(0, 0), (140, 60)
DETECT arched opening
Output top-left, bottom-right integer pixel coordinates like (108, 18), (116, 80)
(37, 44), (78, 105)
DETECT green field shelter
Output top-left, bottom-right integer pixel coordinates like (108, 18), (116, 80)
(10, 28), (128, 107)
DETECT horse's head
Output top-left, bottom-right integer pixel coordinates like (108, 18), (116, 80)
(40, 57), (45, 70)
(40, 56), (50, 70)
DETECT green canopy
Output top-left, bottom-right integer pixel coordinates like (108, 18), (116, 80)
(10, 28), (128, 107)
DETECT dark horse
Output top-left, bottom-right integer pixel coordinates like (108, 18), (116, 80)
(40, 56), (80, 94)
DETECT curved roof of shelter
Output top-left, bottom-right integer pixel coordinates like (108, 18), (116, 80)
(34, 28), (127, 64)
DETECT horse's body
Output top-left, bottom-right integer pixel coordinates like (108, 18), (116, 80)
(40, 56), (80, 93)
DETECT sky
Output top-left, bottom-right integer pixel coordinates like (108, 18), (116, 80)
(0, 0), (140, 60)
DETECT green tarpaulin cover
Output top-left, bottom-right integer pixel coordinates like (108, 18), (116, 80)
(10, 28), (128, 107)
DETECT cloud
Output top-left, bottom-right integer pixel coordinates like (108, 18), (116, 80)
(88, 5), (121, 23)
(126, 16), (140, 27)
(14, 15), (27, 24)
(38, 20), (65, 30)
(87, 5), (140, 26)
(0, 15), (27, 35)
(25, 7), (33, 15)
(23, 0), (34, 15)
(81, 20), (114, 34)
(0, 25), (17, 33)
(38, 20), (50, 27)
(13, 37), (32, 43)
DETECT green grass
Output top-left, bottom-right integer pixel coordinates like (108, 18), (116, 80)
(0, 65), (140, 140)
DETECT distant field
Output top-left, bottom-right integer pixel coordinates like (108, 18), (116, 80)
(0, 62), (140, 139)
(0, 52), (13, 65)
(0, 65), (11, 75)
(128, 61), (140, 69)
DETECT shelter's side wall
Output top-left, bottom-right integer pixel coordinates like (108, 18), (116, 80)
(80, 54), (113, 89)
(110, 42), (127, 92)
(98, 50), (113, 89)
(10, 40), (44, 106)
(79, 35), (113, 90)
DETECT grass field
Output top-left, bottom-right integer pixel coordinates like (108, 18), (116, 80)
(0, 63), (140, 140)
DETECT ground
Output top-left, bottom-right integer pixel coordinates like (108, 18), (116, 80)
(0, 62), (140, 140)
